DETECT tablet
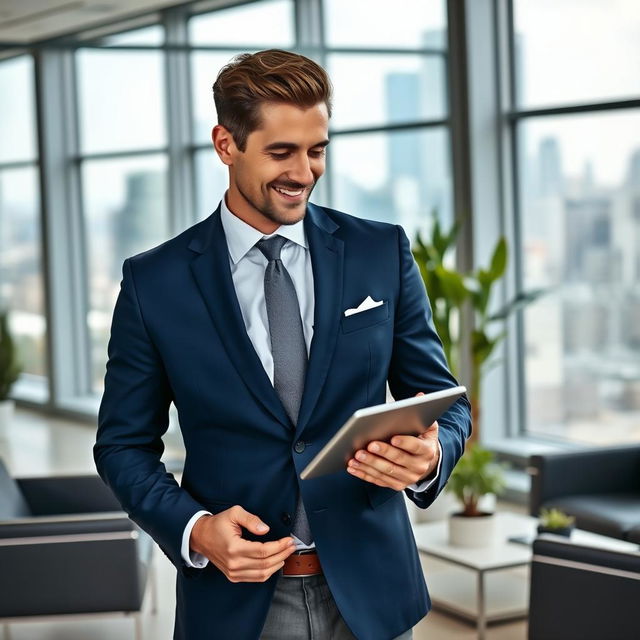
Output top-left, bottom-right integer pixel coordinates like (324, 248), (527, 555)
(300, 385), (466, 480)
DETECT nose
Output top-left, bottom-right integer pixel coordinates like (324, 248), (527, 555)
(286, 153), (316, 186)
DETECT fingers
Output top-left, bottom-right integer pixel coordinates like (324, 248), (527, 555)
(225, 540), (297, 581)
(229, 505), (271, 536)
(238, 535), (297, 560)
(346, 425), (438, 488)
(347, 459), (408, 491)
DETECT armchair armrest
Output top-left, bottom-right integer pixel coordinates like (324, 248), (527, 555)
(0, 512), (132, 539)
(529, 536), (640, 640)
(0, 521), (150, 618)
(528, 445), (640, 516)
(16, 474), (122, 516)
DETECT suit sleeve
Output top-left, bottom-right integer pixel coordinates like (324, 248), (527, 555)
(94, 258), (206, 572)
(388, 225), (472, 510)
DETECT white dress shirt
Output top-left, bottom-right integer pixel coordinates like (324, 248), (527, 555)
(181, 193), (442, 568)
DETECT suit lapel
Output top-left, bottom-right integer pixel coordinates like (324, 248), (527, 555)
(188, 205), (291, 428)
(294, 204), (344, 439)
(187, 202), (343, 437)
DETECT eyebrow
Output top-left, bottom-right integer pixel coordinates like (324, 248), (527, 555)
(263, 139), (330, 152)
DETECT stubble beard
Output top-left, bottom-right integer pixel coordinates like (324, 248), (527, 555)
(237, 181), (315, 227)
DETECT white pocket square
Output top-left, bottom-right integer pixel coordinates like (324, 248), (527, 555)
(344, 296), (385, 317)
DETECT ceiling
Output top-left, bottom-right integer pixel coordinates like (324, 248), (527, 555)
(0, 0), (192, 43)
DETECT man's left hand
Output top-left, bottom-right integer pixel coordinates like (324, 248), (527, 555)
(346, 403), (440, 492)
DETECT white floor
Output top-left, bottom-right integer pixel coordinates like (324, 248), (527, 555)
(0, 409), (527, 640)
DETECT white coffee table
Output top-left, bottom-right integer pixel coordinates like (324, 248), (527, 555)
(411, 511), (635, 640)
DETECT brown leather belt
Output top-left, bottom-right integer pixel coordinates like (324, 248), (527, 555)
(282, 550), (322, 577)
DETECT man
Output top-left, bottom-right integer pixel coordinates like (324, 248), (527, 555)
(95, 49), (471, 640)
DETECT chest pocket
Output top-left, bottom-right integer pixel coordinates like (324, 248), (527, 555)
(341, 300), (390, 334)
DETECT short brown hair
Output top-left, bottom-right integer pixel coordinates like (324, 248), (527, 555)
(213, 49), (333, 152)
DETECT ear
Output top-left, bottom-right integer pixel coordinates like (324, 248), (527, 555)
(212, 124), (236, 166)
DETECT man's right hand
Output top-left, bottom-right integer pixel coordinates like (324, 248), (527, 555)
(189, 505), (297, 583)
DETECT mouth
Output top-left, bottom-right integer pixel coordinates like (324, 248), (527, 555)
(271, 184), (307, 202)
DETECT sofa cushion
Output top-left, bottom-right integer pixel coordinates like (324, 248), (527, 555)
(542, 492), (640, 541)
(0, 459), (31, 520)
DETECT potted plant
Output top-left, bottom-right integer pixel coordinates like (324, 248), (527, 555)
(0, 311), (22, 431)
(447, 444), (507, 547)
(537, 508), (575, 538)
(412, 218), (545, 442)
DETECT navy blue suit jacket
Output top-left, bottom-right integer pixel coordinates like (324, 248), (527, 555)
(94, 202), (472, 640)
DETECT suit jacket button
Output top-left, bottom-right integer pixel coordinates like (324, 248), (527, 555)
(281, 512), (292, 525)
(294, 441), (306, 453)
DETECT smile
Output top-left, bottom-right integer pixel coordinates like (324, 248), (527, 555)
(271, 185), (305, 200)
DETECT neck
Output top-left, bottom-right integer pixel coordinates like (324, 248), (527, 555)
(225, 187), (279, 235)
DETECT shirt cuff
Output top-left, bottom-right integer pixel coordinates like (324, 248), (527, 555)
(181, 510), (212, 568)
(408, 440), (443, 492)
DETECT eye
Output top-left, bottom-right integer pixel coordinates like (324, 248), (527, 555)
(270, 152), (290, 160)
(310, 149), (326, 158)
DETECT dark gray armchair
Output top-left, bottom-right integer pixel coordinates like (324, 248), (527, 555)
(0, 458), (156, 639)
(528, 445), (640, 543)
(528, 535), (640, 640)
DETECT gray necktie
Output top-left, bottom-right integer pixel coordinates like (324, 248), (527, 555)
(257, 235), (312, 545)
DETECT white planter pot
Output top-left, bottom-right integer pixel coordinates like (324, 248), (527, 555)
(0, 399), (15, 434)
(448, 512), (496, 547)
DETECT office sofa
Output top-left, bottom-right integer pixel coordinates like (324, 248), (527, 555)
(0, 458), (155, 639)
(528, 535), (640, 640)
(528, 445), (640, 543)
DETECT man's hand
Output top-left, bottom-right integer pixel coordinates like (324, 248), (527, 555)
(190, 505), (296, 583)
(346, 392), (440, 491)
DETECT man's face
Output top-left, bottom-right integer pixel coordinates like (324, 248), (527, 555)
(215, 101), (329, 230)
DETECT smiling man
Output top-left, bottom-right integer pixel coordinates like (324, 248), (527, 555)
(95, 50), (471, 640)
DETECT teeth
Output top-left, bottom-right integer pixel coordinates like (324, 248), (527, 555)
(274, 186), (303, 197)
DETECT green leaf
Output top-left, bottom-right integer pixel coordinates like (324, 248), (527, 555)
(447, 444), (508, 512)
(435, 266), (469, 306)
(488, 237), (507, 281)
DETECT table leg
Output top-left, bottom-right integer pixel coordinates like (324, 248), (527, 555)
(477, 570), (486, 640)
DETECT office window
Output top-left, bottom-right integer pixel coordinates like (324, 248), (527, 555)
(323, 0), (446, 50)
(75, 36), (169, 391)
(189, 0), (294, 47)
(324, 0), (452, 235)
(513, 0), (640, 108)
(76, 49), (166, 154)
(331, 128), (451, 230)
(189, 0), (295, 216)
(0, 56), (47, 383)
(511, 1), (640, 444)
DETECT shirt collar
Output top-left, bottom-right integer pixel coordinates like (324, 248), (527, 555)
(219, 191), (308, 264)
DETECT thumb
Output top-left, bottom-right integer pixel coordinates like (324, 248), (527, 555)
(230, 506), (270, 535)
(415, 391), (425, 397)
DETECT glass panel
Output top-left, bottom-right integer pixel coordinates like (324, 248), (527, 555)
(194, 148), (230, 220)
(102, 25), (165, 46)
(0, 166), (47, 379)
(518, 111), (640, 444)
(330, 127), (452, 237)
(82, 155), (169, 390)
(513, 0), (640, 108)
(324, 0), (446, 50)
(0, 56), (36, 164)
(76, 50), (166, 154)
(189, 0), (294, 47)
(328, 53), (446, 130)
(191, 50), (244, 144)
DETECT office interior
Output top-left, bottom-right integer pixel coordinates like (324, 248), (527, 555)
(0, 0), (638, 638)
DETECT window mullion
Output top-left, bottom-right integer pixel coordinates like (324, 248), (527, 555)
(163, 6), (196, 233)
(34, 47), (93, 408)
